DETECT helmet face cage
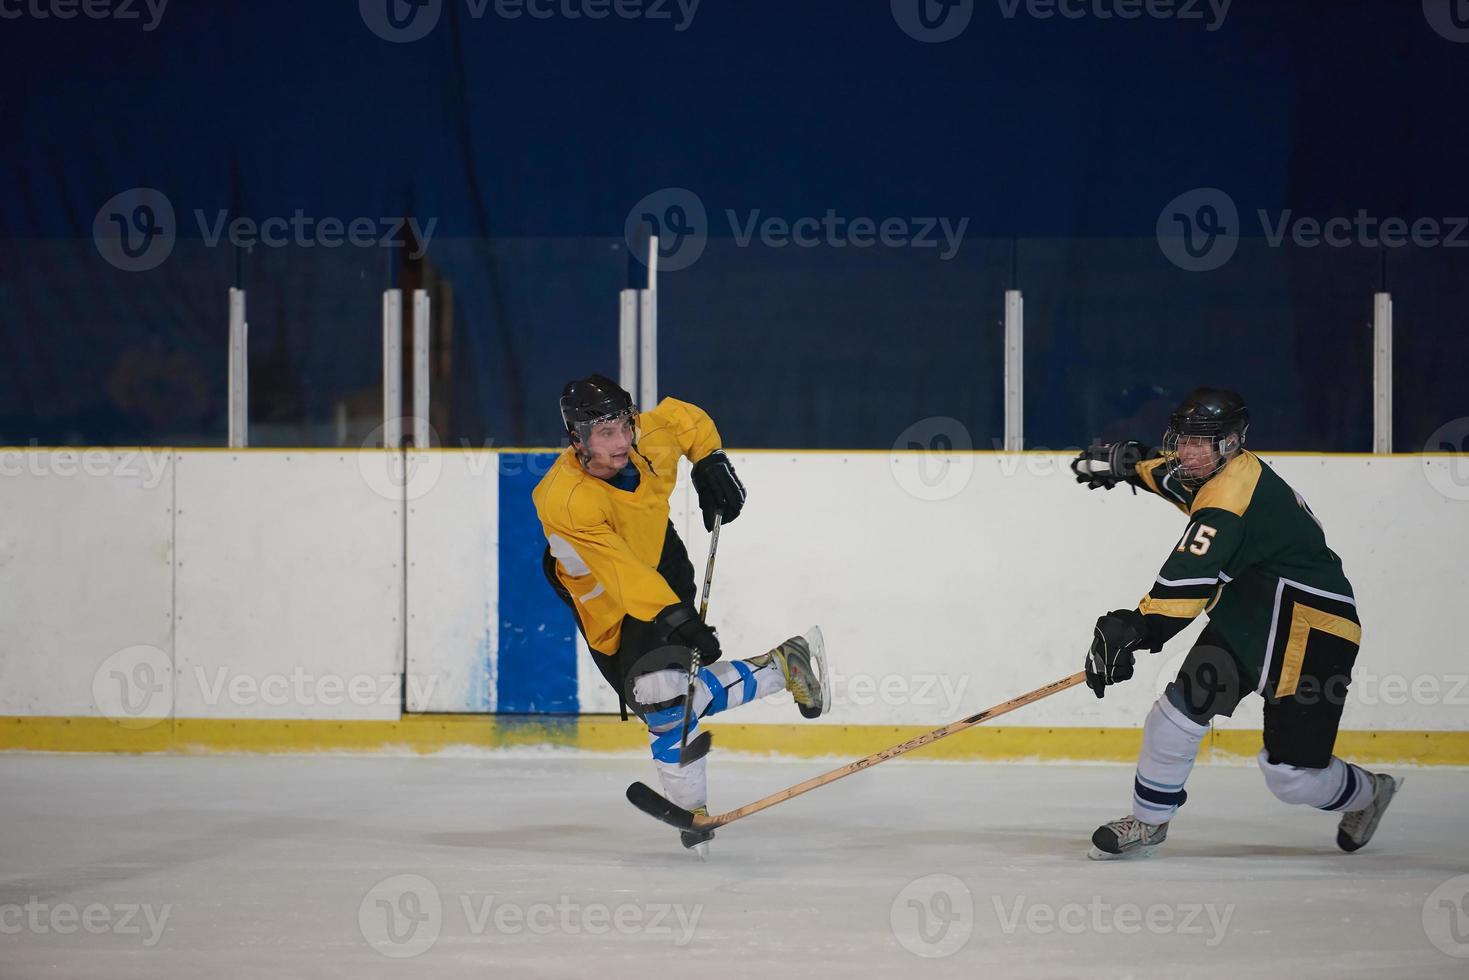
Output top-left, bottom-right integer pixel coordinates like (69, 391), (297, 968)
(568, 406), (638, 461)
(1162, 421), (1247, 489)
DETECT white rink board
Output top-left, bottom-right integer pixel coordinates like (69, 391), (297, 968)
(172, 453), (403, 720)
(679, 452), (1469, 731)
(0, 450), (175, 716)
(404, 451), (499, 712)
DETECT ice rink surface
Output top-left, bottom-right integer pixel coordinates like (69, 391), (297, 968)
(1, 752), (1466, 979)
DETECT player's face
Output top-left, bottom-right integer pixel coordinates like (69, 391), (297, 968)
(581, 416), (635, 473)
(1175, 435), (1221, 478)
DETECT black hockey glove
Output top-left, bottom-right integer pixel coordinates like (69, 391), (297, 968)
(654, 602), (723, 665)
(1070, 441), (1155, 490)
(1085, 609), (1149, 699)
(691, 449), (746, 532)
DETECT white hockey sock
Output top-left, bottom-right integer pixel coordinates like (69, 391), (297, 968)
(1132, 696), (1208, 825)
(1256, 750), (1376, 812)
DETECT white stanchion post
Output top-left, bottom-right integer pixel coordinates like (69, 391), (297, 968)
(1004, 289), (1024, 453)
(228, 287), (248, 448)
(1373, 292), (1393, 455)
(412, 289), (431, 449)
(640, 235), (659, 408)
(383, 289), (403, 449)
(620, 289), (639, 397)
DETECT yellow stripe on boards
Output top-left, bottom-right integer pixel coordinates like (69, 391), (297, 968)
(2, 716), (1465, 765)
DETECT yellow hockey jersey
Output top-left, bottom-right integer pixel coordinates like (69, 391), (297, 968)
(531, 397), (723, 656)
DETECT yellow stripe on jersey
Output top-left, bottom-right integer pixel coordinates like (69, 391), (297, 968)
(1191, 450), (1262, 517)
(1138, 595), (1210, 619)
(1135, 458), (1190, 515)
(1276, 605), (1363, 698)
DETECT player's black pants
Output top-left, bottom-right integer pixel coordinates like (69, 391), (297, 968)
(1165, 621), (1360, 769)
(542, 521), (698, 719)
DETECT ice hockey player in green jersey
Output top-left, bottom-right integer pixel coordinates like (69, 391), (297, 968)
(1070, 387), (1401, 859)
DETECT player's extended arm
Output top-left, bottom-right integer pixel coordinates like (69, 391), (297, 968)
(1070, 442), (1190, 514)
(1084, 507), (1243, 697)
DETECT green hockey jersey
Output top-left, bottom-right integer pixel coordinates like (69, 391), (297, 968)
(1131, 451), (1361, 697)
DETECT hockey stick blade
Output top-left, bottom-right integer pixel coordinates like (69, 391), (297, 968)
(678, 730), (712, 767)
(625, 781), (701, 830)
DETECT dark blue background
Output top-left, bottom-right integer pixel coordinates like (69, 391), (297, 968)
(2, 0), (1466, 450)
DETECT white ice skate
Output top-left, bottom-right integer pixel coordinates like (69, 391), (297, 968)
(1337, 772), (1402, 853)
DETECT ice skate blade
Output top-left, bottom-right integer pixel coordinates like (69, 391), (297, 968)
(688, 841), (710, 861)
(1087, 843), (1161, 861)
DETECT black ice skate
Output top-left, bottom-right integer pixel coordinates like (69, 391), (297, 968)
(681, 806), (714, 858)
(1336, 772), (1402, 853)
(768, 626), (829, 719)
(1087, 815), (1169, 860)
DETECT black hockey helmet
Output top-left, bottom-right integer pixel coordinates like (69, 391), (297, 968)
(559, 374), (636, 443)
(1162, 387), (1249, 488)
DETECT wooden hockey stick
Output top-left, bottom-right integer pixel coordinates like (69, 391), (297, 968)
(676, 514), (722, 765)
(629, 670), (1087, 831)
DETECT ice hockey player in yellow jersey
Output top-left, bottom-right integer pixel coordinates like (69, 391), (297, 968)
(532, 375), (829, 853)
